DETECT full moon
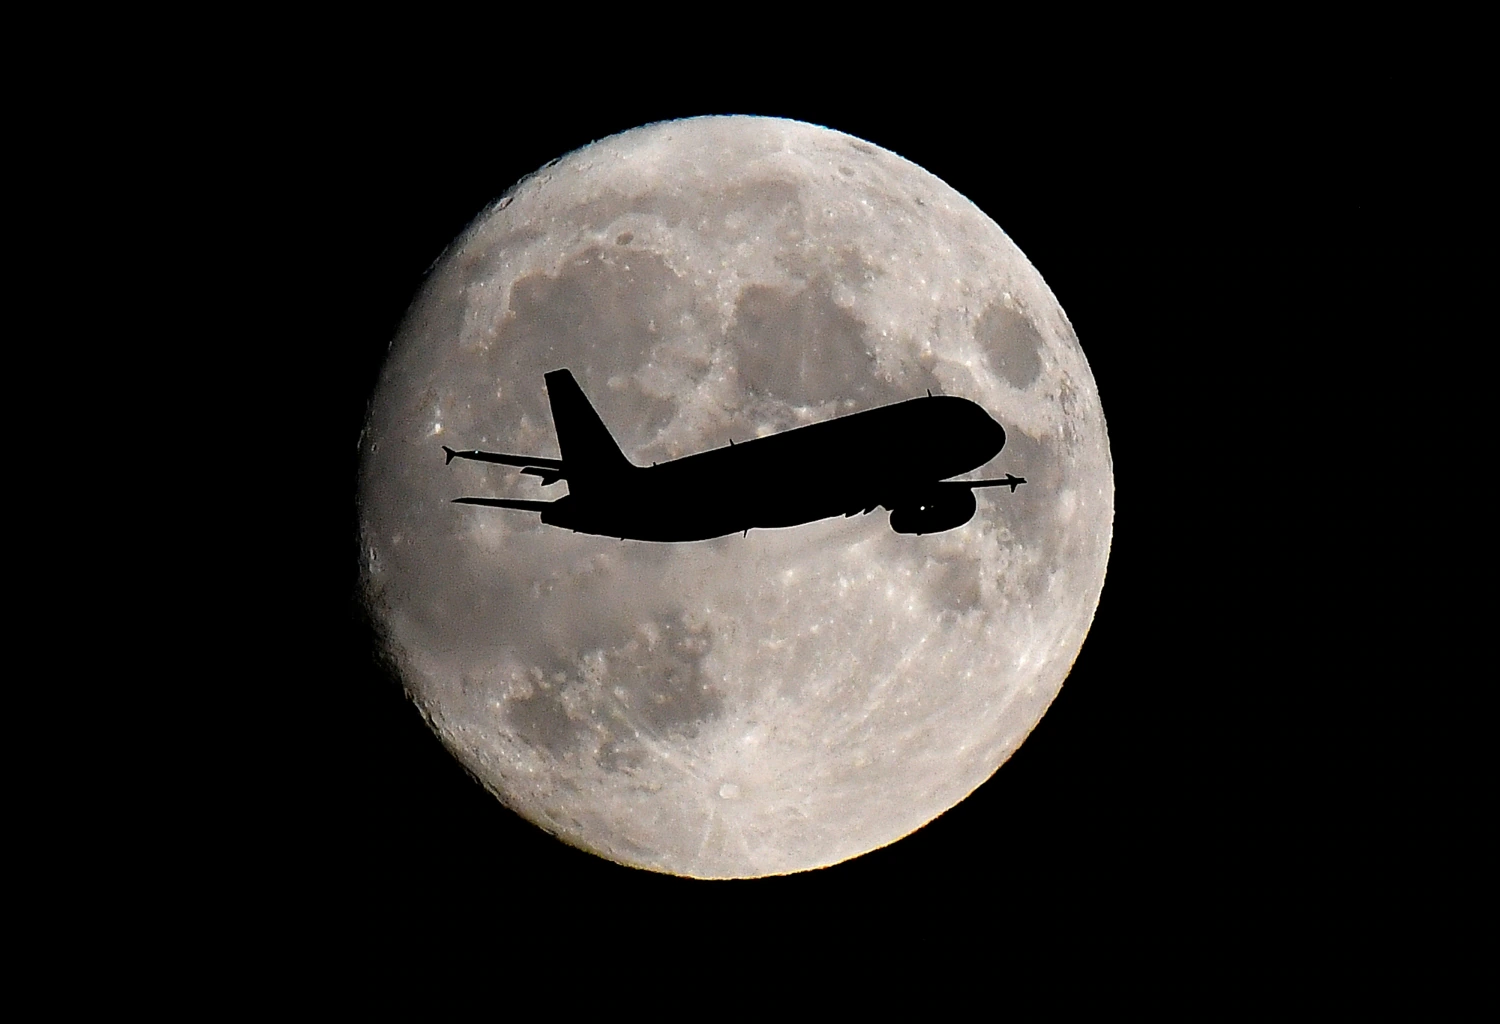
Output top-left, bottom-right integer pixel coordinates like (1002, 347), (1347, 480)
(357, 116), (1112, 877)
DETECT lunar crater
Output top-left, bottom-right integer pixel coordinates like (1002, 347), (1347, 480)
(977, 298), (1045, 389)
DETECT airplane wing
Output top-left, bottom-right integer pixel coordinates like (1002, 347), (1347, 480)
(442, 446), (566, 485)
(961, 473), (1027, 493)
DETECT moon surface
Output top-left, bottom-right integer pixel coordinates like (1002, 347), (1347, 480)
(357, 116), (1112, 878)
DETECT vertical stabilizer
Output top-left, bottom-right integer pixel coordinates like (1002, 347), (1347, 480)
(544, 369), (635, 495)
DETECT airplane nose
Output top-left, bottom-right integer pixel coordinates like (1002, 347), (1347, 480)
(984, 413), (1006, 458)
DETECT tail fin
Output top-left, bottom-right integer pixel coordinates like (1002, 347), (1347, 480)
(544, 369), (634, 494)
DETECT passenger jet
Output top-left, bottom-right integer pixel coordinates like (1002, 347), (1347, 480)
(444, 369), (1024, 541)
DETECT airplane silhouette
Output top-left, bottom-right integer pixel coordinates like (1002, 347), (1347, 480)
(444, 369), (1024, 541)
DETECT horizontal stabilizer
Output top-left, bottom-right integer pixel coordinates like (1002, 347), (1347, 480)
(452, 497), (553, 512)
(443, 445), (564, 471)
(964, 473), (1027, 493)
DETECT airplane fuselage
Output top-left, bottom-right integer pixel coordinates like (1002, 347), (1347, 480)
(541, 395), (1006, 542)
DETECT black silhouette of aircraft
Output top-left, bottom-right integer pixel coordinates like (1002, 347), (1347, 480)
(445, 369), (1024, 541)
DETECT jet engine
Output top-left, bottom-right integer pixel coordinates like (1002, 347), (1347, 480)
(888, 485), (977, 535)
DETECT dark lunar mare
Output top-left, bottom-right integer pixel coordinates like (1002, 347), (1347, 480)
(450, 369), (1022, 541)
